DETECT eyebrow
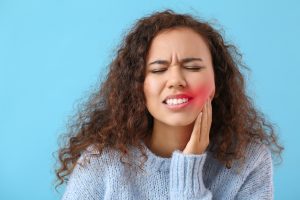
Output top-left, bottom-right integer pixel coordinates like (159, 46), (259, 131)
(148, 57), (203, 66)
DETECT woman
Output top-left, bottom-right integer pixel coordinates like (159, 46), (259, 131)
(56, 10), (283, 199)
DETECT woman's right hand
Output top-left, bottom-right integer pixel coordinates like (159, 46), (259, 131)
(183, 98), (212, 155)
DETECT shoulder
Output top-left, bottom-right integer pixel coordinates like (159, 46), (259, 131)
(76, 145), (121, 170)
(65, 145), (121, 187)
(237, 141), (273, 176)
(62, 145), (122, 199)
(244, 141), (272, 166)
(232, 142), (274, 199)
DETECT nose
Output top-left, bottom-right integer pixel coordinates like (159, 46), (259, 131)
(166, 65), (187, 89)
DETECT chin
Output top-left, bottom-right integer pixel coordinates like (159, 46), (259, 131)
(162, 117), (195, 127)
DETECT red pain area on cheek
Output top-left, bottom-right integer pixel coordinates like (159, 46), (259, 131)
(188, 84), (214, 110)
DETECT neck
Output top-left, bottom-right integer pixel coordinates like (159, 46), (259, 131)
(145, 119), (194, 158)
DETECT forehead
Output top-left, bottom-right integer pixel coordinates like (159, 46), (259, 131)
(147, 27), (211, 61)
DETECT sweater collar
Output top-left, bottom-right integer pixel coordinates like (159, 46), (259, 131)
(131, 142), (173, 172)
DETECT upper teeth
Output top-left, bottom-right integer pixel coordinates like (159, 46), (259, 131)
(166, 98), (188, 105)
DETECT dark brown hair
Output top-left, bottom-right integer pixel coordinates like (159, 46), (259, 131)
(55, 9), (283, 187)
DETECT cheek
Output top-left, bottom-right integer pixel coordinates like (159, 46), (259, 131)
(189, 81), (215, 109)
(143, 78), (161, 101)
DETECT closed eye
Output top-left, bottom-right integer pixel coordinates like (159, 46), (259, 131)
(150, 69), (167, 74)
(150, 66), (204, 74)
(184, 66), (204, 71)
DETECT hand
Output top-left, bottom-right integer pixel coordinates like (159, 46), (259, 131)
(183, 98), (212, 155)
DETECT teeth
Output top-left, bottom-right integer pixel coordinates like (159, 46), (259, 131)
(166, 98), (188, 105)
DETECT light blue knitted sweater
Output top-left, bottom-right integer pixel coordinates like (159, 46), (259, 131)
(62, 141), (273, 200)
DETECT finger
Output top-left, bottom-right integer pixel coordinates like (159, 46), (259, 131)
(204, 99), (211, 143)
(206, 100), (210, 131)
(199, 100), (208, 142)
(200, 101), (209, 144)
(190, 111), (202, 142)
(208, 99), (212, 129)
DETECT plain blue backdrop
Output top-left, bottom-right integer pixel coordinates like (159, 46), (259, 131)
(0, 0), (299, 199)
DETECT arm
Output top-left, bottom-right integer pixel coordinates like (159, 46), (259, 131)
(169, 97), (213, 199)
(169, 150), (212, 200)
(235, 148), (274, 200)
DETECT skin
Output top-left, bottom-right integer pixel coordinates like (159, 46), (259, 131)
(143, 27), (215, 157)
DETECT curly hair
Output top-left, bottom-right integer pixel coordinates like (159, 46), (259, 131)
(55, 9), (283, 187)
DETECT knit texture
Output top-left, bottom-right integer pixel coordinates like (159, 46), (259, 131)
(62, 141), (273, 200)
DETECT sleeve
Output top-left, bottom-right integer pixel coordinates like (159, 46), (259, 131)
(235, 148), (274, 200)
(169, 150), (212, 200)
(61, 151), (105, 200)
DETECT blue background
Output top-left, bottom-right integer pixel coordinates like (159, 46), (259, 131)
(0, 0), (299, 199)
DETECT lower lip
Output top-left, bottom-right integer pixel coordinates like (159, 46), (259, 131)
(163, 99), (193, 111)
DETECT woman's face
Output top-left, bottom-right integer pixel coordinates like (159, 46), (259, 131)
(143, 27), (215, 127)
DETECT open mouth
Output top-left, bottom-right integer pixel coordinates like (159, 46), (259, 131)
(162, 97), (193, 106)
